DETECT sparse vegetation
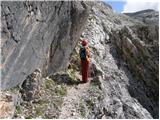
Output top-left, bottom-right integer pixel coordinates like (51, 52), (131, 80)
(15, 105), (21, 115)
(79, 102), (86, 117)
(67, 69), (77, 80)
(86, 99), (94, 109)
(55, 85), (67, 97)
(68, 50), (80, 74)
(45, 77), (67, 97)
(35, 106), (43, 116)
(45, 78), (55, 89)
(13, 75), (68, 118)
(5, 86), (20, 93)
(67, 48), (81, 83)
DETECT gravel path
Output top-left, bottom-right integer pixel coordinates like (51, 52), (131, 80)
(59, 73), (91, 119)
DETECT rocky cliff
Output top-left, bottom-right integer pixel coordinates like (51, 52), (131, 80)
(0, 1), (159, 119)
(77, 2), (158, 118)
(1, 1), (89, 89)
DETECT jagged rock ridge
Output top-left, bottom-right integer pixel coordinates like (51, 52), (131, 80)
(0, 1), (159, 119)
(79, 2), (158, 118)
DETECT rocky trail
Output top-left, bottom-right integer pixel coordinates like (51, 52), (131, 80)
(0, 32), (158, 119)
(59, 43), (153, 119)
(1, 1), (158, 119)
(59, 77), (90, 119)
(59, 43), (133, 119)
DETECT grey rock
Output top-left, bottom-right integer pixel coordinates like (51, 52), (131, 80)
(79, 1), (158, 119)
(20, 69), (41, 102)
(1, 1), (89, 89)
(124, 9), (159, 25)
(14, 70), (71, 119)
(1, 1), (159, 119)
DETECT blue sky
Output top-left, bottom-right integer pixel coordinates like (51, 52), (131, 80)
(105, 1), (126, 13)
(103, 0), (159, 13)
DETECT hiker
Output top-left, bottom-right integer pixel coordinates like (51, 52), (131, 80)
(79, 39), (90, 83)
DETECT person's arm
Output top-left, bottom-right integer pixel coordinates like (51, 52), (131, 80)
(87, 47), (90, 63)
(88, 48), (90, 58)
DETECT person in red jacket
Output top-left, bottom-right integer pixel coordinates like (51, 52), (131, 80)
(79, 39), (90, 83)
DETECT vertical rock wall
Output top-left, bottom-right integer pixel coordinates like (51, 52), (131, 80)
(1, 1), (89, 89)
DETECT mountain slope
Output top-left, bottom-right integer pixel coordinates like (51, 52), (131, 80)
(0, 1), (159, 119)
(124, 9), (159, 24)
(76, 2), (158, 118)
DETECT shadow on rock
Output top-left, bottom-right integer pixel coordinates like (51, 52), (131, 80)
(49, 72), (81, 86)
(109, 44), (159, 118)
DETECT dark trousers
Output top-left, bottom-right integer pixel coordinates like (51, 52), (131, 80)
(81, 60), (89, 83)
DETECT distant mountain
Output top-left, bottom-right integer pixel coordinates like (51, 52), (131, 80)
(1, 1), (159, 119)
(124, 9), (159, 25)
(124, 9), (157, 16)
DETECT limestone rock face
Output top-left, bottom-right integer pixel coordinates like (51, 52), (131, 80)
(111, 25), (159, 103)
(1, 1), (159, 119)
(111, 10), (159, 105)
(80, 2), (158, 118)
(1, 1), (89, 89)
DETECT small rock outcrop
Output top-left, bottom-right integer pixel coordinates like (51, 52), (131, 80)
(0, 92), (17, 119)
(1, 1), (89, 89)
(20, 69), (41, 102)
(14, 71), (72, 119)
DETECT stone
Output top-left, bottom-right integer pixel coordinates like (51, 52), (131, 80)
(20, 69), (42, 102)
(0, 92), (17, 119)
(1, 1), (89, 90)
(1, 1), (159, 119)
(78, 1), (158, 119)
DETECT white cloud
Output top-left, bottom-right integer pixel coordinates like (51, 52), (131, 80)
(122, 0), (159, 13)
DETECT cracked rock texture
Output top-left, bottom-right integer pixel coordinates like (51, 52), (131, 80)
(1, 1), (89, 89)
(79, 2), (158, 118)
(0, 1), (159, 119)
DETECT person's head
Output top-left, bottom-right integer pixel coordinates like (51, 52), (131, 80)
(81, 39), (88, 46)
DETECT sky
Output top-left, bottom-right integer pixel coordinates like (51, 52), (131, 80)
(103, 0), (159, 13)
